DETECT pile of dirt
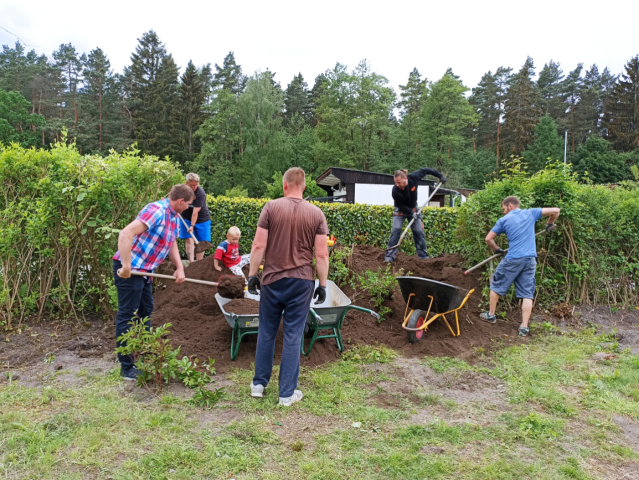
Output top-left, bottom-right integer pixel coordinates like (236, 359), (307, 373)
(224, 298), (260, 315)
(153, 244), (526, 373)
(217, 276), (246, 299)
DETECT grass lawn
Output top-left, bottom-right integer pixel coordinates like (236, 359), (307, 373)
(1, 325), (638, 479)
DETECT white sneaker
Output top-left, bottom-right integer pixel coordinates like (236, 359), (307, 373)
(278, 390), (303, 406)
(250, 383), (264, 398)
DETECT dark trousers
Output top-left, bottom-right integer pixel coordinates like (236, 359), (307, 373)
(385, 214), (429, 261)
(252, 277), (314, 398)
(113, 260), (153, 370)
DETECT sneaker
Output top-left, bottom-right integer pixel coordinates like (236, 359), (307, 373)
(120, 367), (138, 381)
(250, 382), (265, 398)
(278, 390), (303, 406)
(479, 312), (497, 324)
(518, 326), (530, 337)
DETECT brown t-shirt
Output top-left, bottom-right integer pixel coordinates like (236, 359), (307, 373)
(257, 197), (329, 285)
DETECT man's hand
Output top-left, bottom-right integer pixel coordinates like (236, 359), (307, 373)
(414, 211), (423, 221)
(117, 264), (132, 278)
(313, 285), (327, 304)
(494, 248), (507, 256)
(545, 223), (556, 233)
(174, 267), (186, 284)
(248, 275), (261, 295)
(439, 175), (447, 183)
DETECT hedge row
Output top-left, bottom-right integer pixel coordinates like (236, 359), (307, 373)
(207, 196), (459, 257)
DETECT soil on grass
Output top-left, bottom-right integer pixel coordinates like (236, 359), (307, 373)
(224, 299), (260, 315)
(151, 245), (527, 373)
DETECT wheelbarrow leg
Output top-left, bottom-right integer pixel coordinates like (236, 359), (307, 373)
(230, 320), (241, 360)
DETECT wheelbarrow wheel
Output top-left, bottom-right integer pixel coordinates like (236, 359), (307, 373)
(407, 309), (426, 343)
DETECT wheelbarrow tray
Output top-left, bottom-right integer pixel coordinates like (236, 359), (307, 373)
(215, 291), (261, 360)
(397, 276), (469, 313)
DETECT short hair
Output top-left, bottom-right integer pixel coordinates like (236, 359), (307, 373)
(227, 226), (241, 236)
(394, 169), (408, 178)
(168, 184), (196, 202)
(186, 172), (200, 183)
(502, 196), (521, 208)
(283, 167), (306, 188)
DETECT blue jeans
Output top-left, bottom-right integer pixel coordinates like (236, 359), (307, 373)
(113, 260), (153, 370)
(252, 277), (315, 398)
(384, 211), (429, 261)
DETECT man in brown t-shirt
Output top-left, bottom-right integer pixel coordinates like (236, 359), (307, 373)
(247, 167), (329, 406)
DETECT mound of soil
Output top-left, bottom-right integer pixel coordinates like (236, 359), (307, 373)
(224, 298), (260, 315)
(217, 275), (246, 299)
(151, 244), (528, 373)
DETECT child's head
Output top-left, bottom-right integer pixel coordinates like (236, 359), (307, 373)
(226, 226), (241, 244)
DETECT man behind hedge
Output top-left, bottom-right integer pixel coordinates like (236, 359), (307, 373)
(113, 184), (194, 380)
(480, 196), (560, 336)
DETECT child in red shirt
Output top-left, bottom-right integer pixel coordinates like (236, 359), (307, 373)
(214, 226), (251, 281)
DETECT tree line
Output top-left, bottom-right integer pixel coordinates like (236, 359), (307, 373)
(1, 30), (638, 194)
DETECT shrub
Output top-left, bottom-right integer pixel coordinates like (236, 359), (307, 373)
(352, 264), (403, 322)
(0, 139), (183, 328)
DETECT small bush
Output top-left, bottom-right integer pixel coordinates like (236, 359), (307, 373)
(352, 264), (402, 322)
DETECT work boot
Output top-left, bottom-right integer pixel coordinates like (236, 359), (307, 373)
(279, 390), (303, 406)
(250, 382), (265, 398)
(479, 312), (497, 324)
(120, 366), (139, 381)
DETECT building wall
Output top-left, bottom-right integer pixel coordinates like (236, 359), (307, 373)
(354, 183), (431, 206)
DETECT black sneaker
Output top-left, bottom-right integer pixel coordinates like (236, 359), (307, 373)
(518, 326), (530, 337)
(479, 312), (497, 324)
(120, 367), (138, 381)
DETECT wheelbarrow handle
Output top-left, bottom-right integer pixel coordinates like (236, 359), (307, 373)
(309, 308), (324, 325)
(464, 230), (547, 275)
(346, 305), (380, 321)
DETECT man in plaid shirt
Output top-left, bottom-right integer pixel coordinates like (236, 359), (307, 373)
(113, 184), (195, 380)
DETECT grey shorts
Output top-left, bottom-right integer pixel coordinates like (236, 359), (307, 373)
(490, 256), (537, 299)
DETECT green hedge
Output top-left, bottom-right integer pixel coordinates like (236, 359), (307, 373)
(207, 196), (459, 257)
(0, 142), (183, 328)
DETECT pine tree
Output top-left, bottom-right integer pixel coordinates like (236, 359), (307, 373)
(396, 68), (428, 168)
(127, 31), (179, 157)
(503, 57), (541, 155)
(522, 115), (564, 172)
(0, 89), (46, 147)
(212, 52), (246, 95)
(172, 60), (209, 165)
(283, 73), (312, 128)
(537, 60), (565, 121)
(573, 137), (626, 183)
(604, 56), (639, 152)
(309, 73), (328, 127)
(561, 64), (584, 152)
(52, 44), (84, 136)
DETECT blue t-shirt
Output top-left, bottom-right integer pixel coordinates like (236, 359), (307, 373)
(491, 208), (542, 259)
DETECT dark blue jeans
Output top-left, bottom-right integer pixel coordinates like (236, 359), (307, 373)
(252, 277), (315, 398)
(113, 260), (153, 370)
(384, 213), (429, 261)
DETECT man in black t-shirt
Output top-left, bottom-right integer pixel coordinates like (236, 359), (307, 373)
(384, 167), (446, 262)
(179, 173), (211, 262)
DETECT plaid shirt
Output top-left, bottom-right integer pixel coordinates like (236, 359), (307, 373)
(113, 199), (179, 271)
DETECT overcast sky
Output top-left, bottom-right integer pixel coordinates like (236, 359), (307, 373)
(1, 0), (638, 93)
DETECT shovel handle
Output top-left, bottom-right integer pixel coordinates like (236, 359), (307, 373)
(464, 230), (547, 275)
(179, 213), (199, 245)
(129, 270), (218, 286)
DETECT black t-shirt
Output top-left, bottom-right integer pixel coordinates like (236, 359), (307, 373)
(392, 167), (443, 216)
(182, 186), (211, 224)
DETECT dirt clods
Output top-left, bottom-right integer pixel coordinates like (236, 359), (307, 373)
(224, 298), (260, 315)
(217, 275), (246, 299)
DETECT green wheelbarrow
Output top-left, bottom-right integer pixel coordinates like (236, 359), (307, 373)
(301, 280), (380, 356)
(216, 291), (261, 360)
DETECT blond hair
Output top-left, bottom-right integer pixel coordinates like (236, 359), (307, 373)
(227, 226), (241, 236)
(283, 167), (306, 188)
(394, 169), (408, 178)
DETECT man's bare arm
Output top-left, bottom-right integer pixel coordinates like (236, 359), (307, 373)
(249, 227), (269, 277)
(314, 234), (329, 287)
(541, 207), (560, 224)
(117, 220), (148, 278)
(189, 207), (201, 232)
(485, 230), (501, 251)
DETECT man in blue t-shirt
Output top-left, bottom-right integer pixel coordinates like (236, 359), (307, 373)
(479, 196), (560, 336)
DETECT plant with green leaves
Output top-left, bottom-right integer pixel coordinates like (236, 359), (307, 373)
(327, 245), (353, 287)
(353, 264), (403, 322)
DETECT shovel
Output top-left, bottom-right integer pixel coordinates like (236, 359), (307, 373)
(386, 182), (443, 252)
(464, 230), (547, 275)
(129, 270), (218, 286)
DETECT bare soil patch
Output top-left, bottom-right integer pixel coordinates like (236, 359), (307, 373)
(224, 298), (260, 315)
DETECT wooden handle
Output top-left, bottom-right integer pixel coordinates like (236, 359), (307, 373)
(178, 213), (199, 245)
(129, 270), (218, 286)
